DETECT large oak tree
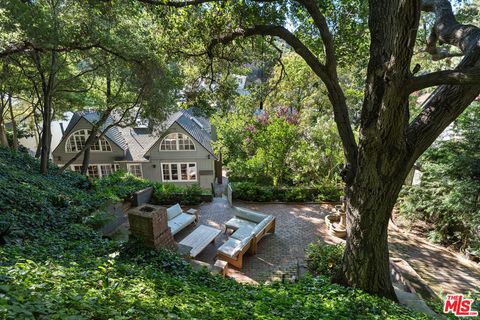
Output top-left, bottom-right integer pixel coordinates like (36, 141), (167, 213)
(140, 0), (480, 299)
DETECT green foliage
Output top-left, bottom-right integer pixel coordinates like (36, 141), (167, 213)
(231, 182), (275, 202)
(0, 148), (433, 319)
(306, 243), (345, 278)
(399, 103), (480, 255)
(152, 183), (206, 205)
(82, 209), (115, 230)
(231, 181), (342, 202)
(95, 170), (207, 206)
(95, 170), (151, 202)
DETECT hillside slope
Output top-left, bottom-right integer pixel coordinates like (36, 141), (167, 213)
(0, 148), (432, 319)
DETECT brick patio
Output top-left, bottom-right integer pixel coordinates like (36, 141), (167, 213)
(174, 197), (342, 283)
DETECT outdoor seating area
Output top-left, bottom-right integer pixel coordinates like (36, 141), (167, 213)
(127, 201), (277, 271)
(218, 206), (276, 268)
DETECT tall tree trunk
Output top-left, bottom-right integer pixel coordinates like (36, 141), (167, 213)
(333, 0), (420, 299)
(8, 95), (18, 150)
(0, 95), (9, 147)
(80, 148), (91, 175)
(39, 103), (52, 174)
(38, 50), (58, 174)
(336, 168), (409, 300)
(0, 119), (8, 147)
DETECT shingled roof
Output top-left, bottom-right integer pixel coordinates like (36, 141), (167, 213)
(62, 112), (128, 150)
(61, 108), (215, 161)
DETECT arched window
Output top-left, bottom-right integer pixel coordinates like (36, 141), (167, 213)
(160, 133), (195, 151)
(65, 129), (112, 153)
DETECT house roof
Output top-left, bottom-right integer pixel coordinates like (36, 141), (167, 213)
(117, 127), (157, 162)
(61, 108), (215, 161)
(175, 108), (214, 156)
(144, 108), (216, 158)
(62, 112), (128, 150)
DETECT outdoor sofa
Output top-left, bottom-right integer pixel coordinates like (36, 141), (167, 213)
(216, 207), (275, 268)
(167, 204), (198, 235)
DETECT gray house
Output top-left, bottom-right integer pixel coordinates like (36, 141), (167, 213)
(52, 109), (218, 189)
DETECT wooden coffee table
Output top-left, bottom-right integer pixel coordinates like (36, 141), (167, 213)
(179, 225), (221, 258)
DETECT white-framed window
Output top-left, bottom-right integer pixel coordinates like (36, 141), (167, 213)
(70, 164), (118, 178)
(161, 162), (197, 182)
(65, 129), (112, 153)
(160, 133), (195, 151)
(127, 163), (143, 178)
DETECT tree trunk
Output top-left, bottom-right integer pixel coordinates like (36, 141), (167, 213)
(38, 50), (58, 174)
(0, 119), (8, 147)
(335, 170), (408, 300)
(80, 148), (91, 175)
(8, 95), (18, 150)
(332, 0), (419, 299)
(0, 95), (9, 147)
(39, 105), (52, 174)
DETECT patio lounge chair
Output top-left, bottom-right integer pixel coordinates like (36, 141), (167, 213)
(167, 204), (198, 235)
(217, 207), (275, 268)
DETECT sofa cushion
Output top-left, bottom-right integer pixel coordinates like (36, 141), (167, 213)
(218, 235), (252, 258)
(225, 217), (257, 231)
(251, 216), (273, 235)
(168, 213), (195, 235)
(231, 224), (255, 240)
(218, 238), (242, 258)
(167, 204), (183, 220)
(234, 207), (267, 223)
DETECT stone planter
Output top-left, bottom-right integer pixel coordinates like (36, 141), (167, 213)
(325, 214), (347, 238)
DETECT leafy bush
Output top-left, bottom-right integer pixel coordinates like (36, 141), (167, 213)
(152, 183), (206, 205)
(316, 179), (343, 201)
(231, 182), (342, 202)
(399, 103), (480, 255)
(306, 243), (345, 278)
(231, 182), (275, 202)
(82, 209), (116, 230)
(0, 148), (434, 319)
(95, 170), (152, 202)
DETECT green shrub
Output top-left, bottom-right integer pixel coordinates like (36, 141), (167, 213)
(231, 181), (274, 202)
(316, 180), (343, 202)
(306, 242), (345, 278)
(284, 186), (311, 202)
(95, 170), (151, 202)
(231, 182), (342, 202)
(399, 104), (480, 256)
(82, 209), (115, 230)
(183, 184), (204, 205)
(152, 183), (206, 205)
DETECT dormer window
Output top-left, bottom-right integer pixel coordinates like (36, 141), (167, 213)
(160, 133), (195, 151)
(65, 129), (112, 153)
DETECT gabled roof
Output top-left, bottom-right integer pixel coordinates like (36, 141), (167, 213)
(144, 108), (216, 158)
(60, 108), (215, 161)
(175, 108), (214, 156)
(62, 112), (128, 150)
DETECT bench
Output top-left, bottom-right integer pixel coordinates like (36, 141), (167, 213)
(167, 204), (198, 236)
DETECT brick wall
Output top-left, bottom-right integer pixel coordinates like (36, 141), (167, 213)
(128, 204), (176, 249)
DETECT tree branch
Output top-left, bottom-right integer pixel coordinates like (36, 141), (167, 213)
(407, 66), (480, 93)
(297, 0), (337, 74)
(407, 0), (480, 160)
